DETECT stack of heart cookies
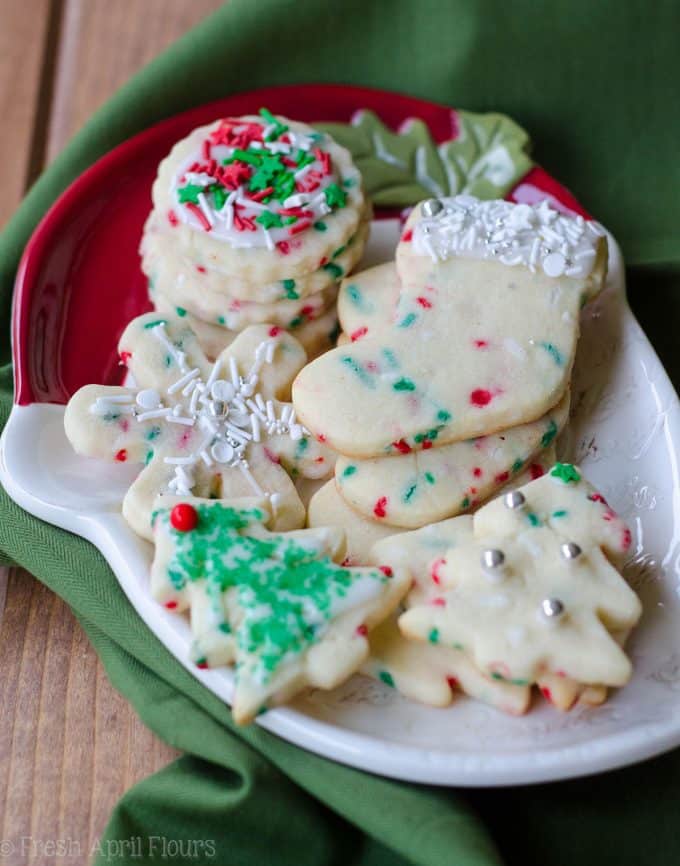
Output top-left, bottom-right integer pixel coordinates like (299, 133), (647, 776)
(296, 195), (609, 562)
(140, 109), (371, 359)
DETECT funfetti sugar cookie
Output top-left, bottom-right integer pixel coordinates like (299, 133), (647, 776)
(152, 294), (339, 362)
(293, 196), (607, 458)
(334, 391), (569, 527)
(64, 313), (333, 541)
(398, 464), (640, 689)
(151, 496), (409, 724)
(150, 111), (367, 285)
(361, 613), (531, 715)
(142, 209), (371, 305)
(308, 448), (557, 566)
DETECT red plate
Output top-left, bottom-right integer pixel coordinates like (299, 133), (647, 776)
(12, 83), (589, 406)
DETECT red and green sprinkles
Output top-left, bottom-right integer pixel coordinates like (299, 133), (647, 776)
(156, 501), (388, 685)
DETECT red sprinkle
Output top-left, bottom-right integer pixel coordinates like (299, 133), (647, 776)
(184, 202), (211, 232)
(167, 209), (179, 227)
(474, 339), (488, 349)
(416, 296), (433, 309)
(196, 660), (209, 670)
(446, 676), (459, 690)
(473, 467), (482, 478)
(165, 600), (178, 610)
(288, 220), (313, 236)
(622, 528), (632, 550)
(318, 256), (329, 267)
(170, 503), (198, 532)
(279, 207), (314, 218)
(422, 439), (433, 450)
(432, 597), (446, 607)
(529, 463), (545, 480)
(378, 565), (393, 577)
(317, 433), (327, 442)
(541, 686), (553, 704)
(392, 439), (412, 455)
(196, 265), (206, 274)
(350, 326), (368, 342)
(119, 351), (131, 365)
(589, 492), (608, 505)
(355, 624), (368, 637)
(268, 326), (282, 337)
(495, 471), (510, 484)
(341, 556), (352, 566)
(248, 186), (273, 201)
(430, 557), (446, 585)
(276, 241), (291, 255)
(202, 139), (211, 160)
(120, 419), (129, 433)
(373, 497), (388, 519)
(401, 228), (413, 242)
(263, 447), (281, 465)
(470, 388), (492, 407)
(114, 449), (127, 462)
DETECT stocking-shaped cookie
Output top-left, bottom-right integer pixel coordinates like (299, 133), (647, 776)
(293, 196), (607, 457)
(399, 464), (640, 688)
(151, 497), (409, 723)
(64, 313), (333, 540)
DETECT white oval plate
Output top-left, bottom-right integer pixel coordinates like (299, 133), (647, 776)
(2, 218), (680, 787)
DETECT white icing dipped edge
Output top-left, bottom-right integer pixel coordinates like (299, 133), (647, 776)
(412, 195), (605, 278)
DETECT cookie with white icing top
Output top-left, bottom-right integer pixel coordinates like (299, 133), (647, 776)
(64, 313), (334, 540)
(150, 496), (409, 723)
(151, 113), (367, 284)
(293, 196), (607, 458)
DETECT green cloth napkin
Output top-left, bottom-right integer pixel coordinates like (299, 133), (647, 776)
(2, 2), (680, 864)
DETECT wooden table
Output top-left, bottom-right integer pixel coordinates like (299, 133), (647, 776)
(0, 3), (223, 862)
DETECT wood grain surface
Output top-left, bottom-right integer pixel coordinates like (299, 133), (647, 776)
(0, 1), (224, 861)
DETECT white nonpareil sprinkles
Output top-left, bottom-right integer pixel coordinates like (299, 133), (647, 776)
(93, 323), (307, 510)
(412, 195), (605, 279)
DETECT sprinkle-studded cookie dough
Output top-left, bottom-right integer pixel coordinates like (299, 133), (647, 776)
(293, 196), (607, 458)
(64, 313), (333, 540)
(151, 496), (409, 723)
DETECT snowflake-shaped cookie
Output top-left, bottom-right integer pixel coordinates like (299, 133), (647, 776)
(64, 313), (333, 540)
(398, 464), (641, 687)
(151, 496), (409, 723)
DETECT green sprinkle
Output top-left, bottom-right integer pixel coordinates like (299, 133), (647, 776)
(428, 628), (439, 644)
(175, 307), (187, 317)
(341, 356), (376, 389)
(229, 148), (261, 165)
(282, 215), (297, 225)
(281, 278), (299, 300)
(256, 211), (284, 230)
(295, 437), (309, 457)
(403, 482), (417, 503)
(177, 184), (203, 204)
(296, 150), (315, 169)
(314, 221), (327, 232)
(145, 426), (161, 442)
(550, 462), (581, 484)
(379, 671), (395, 688)
(437, 410), (451, 422)
(540, 341), (564, 366)
(324, 183), (347, 209)
(381, 348), (398, 369)
(342, 465), (357, 478)
(398, 312), (417, 328)
(212, 186), (227, 210)
(393, 377), (416, 392)
(511, 457), (524, 474)
(322, 262), (343, 279)
(541, 419), (558, 448)
(345, 283), (373, 312)
(527, 512), (541, 527)
(552, 509), (568, 518)
(217, 316), (226, 326)
(491, 672), (505, 681)
(332, 245), (346, 259)
(461, 496), (471, 509)
(424, 472), (435, 484)
(342, 177), (356, 188)
(143, 319), (167, 329)
(288, 316), (304, 329)
(218, 622), (232, 634)
(145, 449), (154, 465)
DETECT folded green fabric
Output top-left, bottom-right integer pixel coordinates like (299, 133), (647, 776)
(2, 2), (680, 864)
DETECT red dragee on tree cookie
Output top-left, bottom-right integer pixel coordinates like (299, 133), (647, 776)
(64, 313), (334, 541)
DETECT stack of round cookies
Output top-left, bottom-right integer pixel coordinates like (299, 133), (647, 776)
(141, 109), (371, 359)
